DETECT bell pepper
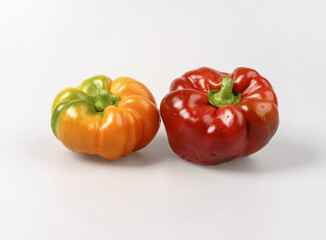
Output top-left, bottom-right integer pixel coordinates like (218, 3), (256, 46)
(160, 67), (279, 165)
(51, 75), (160, 160)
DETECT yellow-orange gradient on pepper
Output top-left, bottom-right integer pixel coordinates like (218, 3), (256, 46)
(51, 75), (160, 160)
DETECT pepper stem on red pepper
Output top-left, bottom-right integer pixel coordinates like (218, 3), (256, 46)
(207, 77), (241, 108)
(89, 89), (120, 111)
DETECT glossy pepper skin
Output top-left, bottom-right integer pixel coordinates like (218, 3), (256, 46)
(160, 67), (279, 165)
(51, 75), (160, 160)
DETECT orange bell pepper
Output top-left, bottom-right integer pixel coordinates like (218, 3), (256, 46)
(51, 75), (160, 160)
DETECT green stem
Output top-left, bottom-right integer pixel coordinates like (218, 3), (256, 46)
(89, 89), (120, 112)
(207, 77), (241, 108)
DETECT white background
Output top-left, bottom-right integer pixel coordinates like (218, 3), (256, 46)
(0, 0), (325, 239)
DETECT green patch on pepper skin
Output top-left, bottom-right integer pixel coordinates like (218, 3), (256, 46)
(52, 75), (113, 138)
(51, 100), (103, 138)
(51, 101), (71, 138)
(54, 88), (89, 106)
(78, 75), (113, 96)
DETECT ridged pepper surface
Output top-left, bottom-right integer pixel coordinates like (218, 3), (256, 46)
(160, 67), (279, 165)
(51, 75), (160, 160)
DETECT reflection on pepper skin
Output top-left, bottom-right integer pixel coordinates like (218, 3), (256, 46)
(160, 67), (279, 165)
(51, 75), (160, 160)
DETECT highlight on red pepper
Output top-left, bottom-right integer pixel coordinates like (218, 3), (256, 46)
(160, 67), (279, 165)
(51, 75), (160, 160)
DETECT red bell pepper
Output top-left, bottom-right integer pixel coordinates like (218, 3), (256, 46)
(160, 67), (279, 165)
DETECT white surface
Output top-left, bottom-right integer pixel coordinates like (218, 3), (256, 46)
(1, 0), (326, 239)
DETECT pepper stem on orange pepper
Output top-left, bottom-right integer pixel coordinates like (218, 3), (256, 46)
(207, 77), (241, 108)
(90, 89), (120, 111)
